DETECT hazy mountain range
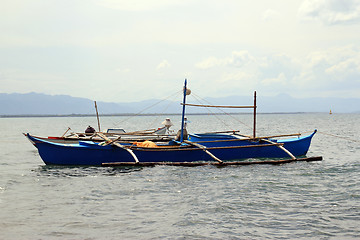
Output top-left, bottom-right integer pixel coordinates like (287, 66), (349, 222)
(0, 92), (359, 116)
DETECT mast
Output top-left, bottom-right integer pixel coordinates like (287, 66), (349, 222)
(180, 79), (187, 142)
(94, 101), (101, 132)
(253, 91), (257, 138)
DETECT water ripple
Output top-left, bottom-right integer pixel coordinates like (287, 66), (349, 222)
(1, 114), (360, 239)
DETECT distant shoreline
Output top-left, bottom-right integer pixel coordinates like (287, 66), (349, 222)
(0, 112), (333, 118)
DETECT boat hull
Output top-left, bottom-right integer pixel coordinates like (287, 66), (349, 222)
(188, 130), (317, 158)
(26, 131), (317, 166)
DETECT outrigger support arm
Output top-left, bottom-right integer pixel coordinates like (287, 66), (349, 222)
(261, 139), (297, 160)
(61, 127), (71, 137)
(97, 133), (139, 163)
(233, 131), (297, 160)
(184, 140), (223, 164)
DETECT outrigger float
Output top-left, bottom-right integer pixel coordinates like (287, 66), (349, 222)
(25, 80), (322, 166)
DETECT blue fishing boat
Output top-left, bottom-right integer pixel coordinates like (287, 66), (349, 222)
(26, 130), (318, 166)
(25, 80), (321, 166)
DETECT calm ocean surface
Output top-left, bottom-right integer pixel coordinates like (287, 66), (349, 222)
(0, 113), (359, 239)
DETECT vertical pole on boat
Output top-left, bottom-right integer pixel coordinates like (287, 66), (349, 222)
(253, 91), (257, 138)
(180, 79), (187, 142)
(94, 101), (101, 132)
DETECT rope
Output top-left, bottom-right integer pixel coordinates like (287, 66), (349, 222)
(191, 94), (233, 129)
(317, 131), (359, 143)
(191, 92), (252, 130)
(147, 91), (182, 129)
(112, 90), (182, 128)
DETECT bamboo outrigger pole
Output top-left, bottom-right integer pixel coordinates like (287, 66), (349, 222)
(97, 132), (139, 163)
(102, 156), (323, 167)
(184, 140), (223, 164)
(183, 103), (256, 108)
(94, 101), (101, 132)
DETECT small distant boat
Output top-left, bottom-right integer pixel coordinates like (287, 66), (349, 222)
(25, 80), (322, 166)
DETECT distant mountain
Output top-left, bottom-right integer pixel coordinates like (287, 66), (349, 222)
(0, 92), (181, 116)
(0, 92), (359, 116)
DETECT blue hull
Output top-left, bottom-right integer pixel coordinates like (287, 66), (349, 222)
(26, 131), (317, 166)
(189, 131), (316, 158)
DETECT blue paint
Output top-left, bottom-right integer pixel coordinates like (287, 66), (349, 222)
(26, 131), (317, 166)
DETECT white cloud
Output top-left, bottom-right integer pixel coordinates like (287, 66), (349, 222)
(221, 71), (256, 83)
(261, 73), (287, 86)
(1, 0), (360, 101)
(195, 51), (255, 70)
(305, 45), (360, 72)
(262, 9), (279, 21)
(325, 58), (360, 75)
(157, 60), (171, 70)
(208, 71), (259, 97)
(115, 68), (131, 73)
(294, 45), (360, 92)
(227, 51), (256, 68)
(95, 0), (184, 11)
(298, 0), (360, 25)
(195, 57), (224, 69)
(192, 46), (360, 98)
(0, 68), (74, 94)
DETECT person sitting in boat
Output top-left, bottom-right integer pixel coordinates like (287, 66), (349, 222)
(85, 126), (96, 135)
(175, 129), (188, 141)
(155, 118), (174, 135)
(162, 118), (173, 129)
(161, 118), (174, 135)
(175, 117), (190, 141)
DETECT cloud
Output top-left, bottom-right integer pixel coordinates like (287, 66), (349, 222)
(115, 68), (131, 73)
(195, 57), (224, 69)
(325, 58), (360, 75)
(320, 46), (360, 87)
(195, 51), (255, 69)
(306, 45), (360, 69)
(157, 60), (171, 70)
(261, 73), (287, 86)
(262, 9), (279, 21)
(192, 45), (360, 97)
(221, 71), (256, 83)
(0, 68), (74, 95)
(227, 51), (256, 68)
(95, 0), (184, 11)
(298, 0), (360, 25)
(294, 45), (360, 93)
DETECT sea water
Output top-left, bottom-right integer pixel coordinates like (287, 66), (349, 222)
(0, 113), (359, 239)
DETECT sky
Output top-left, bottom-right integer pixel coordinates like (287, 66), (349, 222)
(1, 0), (360, 102)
